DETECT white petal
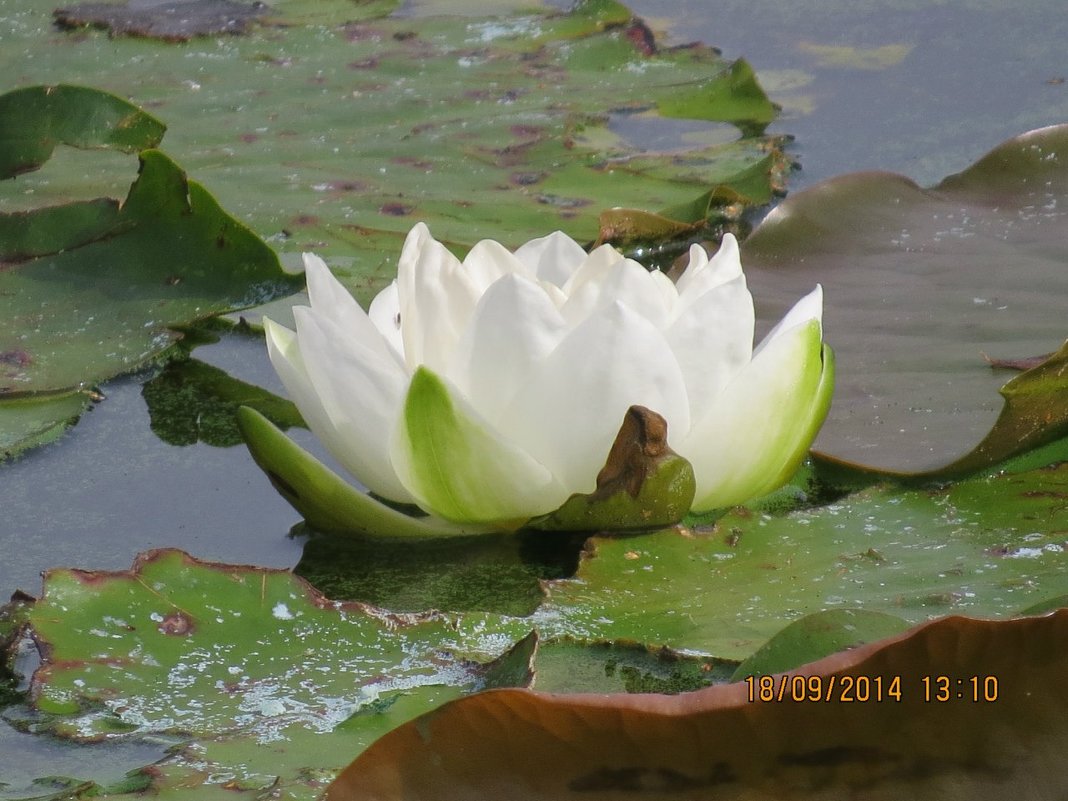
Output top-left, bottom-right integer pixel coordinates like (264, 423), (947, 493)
(650, 268), (680, 311)
(560, 257), (672, 328)
(513, 230), (588, 287)
(675, 235), (742, 299)
(667, 273), (755, 420)
(755, 284), (823, 356)
(292, 305), (414, 503)
(304, 253), (396, 364)
(500, 301), (691, 493)
(462, 238), (524, 291)
(367, 280), (404, 363)
(397, 225), (479, 374)
(391, 367), (569, 524)
(264, 317), (344, 452)
(447, 273), (568, 424)
(680, 317), (828, 511)
(559, 243), (625, 296)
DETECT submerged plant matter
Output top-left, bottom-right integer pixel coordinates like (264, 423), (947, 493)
(262, 224), (834, 528)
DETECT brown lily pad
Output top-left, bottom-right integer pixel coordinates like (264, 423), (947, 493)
(54, 0), (268, 42)
(329, 610), (1068, 800)
(743, 124), (1068, 474)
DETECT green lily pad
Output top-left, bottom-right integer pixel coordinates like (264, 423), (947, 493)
(7, 0), (783, 305)
(730, 609), (910, 680)
(539, 461), (1068, 659)
(743, 123), (1068, 474)
(0, 392), (91, 462)
(532, 638), (736, 695)
(0, 132), (300, 458)
(27, 549), (531, 741)
(2, 149), (297, 397)
(294, 528), (586, 616)
(111, 691), (459, 801)
(0, 84), (164, 178)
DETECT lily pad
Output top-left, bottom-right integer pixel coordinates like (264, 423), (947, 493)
(328, 611), (1068, 800)
(0, 84), (164, 178)
(54, 0), (269, 41)
(0, 125), (300, 458)
(743, 123), (1068, 474)
(0, 392), (91, 461)
(538, 461), (1068, 659)
(2, 149), (297, 397)
(7, 0), (784, 302)
(27, 549), (532, 741)
(730, 608), (910, 680)
(294, 528), (586, 616)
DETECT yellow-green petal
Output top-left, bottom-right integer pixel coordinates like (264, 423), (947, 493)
(393, 366), (567, 526)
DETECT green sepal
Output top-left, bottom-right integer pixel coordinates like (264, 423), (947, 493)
(236, 406), (494, 539)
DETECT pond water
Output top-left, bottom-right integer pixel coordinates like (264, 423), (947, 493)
(1, 0), (1067, 790)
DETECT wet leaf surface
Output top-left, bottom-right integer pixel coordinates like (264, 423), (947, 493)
(532, 638), (736, 694)
(744, 124), (1068, 473)
(27, 549), (532, 741)
(0, 85), (164, 178)
(0, 137), (299, 458)
(538, 461), (1068, 659)
(730, 608), (909, 680)
(295, 529), (585, 617)
(0, 391), (90, 461)
(5, 0), (783, 303)
(328, 611), (1068, 800)
(54, 0), (269, 41)
(1, 149), (297, 398)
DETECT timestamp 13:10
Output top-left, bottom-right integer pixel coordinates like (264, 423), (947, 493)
(744, 674), (1000, 703)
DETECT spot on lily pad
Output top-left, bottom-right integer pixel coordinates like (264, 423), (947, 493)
(54, 0), (269, 42)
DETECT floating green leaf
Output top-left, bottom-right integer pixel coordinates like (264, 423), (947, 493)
(730, 609), (910, 680)
(0, 391), (90, 462)
(6, 0), (783, 304)
(743, 124), (1068, 474)
(533, 639), (736, 694)
(0, 129), (301, 458)
(539, 461), (1068, 659)
(2, 149), (297, 397)
(294, 528), (585, 616)
(27, 549), (531, 741)
(0, 84), (164, 178)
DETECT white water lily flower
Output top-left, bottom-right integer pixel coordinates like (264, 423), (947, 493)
(264, 223), (833, 527)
